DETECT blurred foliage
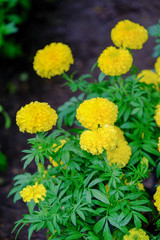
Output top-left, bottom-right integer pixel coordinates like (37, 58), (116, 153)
(0, 104), (11, 172)
(148, 20), (160, 58)
(0, 0), (31, 58)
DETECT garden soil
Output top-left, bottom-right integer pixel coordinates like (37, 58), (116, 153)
(0, 0), (160, 239)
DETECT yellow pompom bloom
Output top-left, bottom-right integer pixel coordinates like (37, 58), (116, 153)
(123, 228), (149, 240)
(158, 137), (160, 152)
(20, 182), (47, 203)
(33, 42), (74, 79)
(107, 139), (132, 168)
(113, 126), (125, 141)
(76, 97), (118, 130)
(98, 46), (133, 76)
(137, 70), (160, 91)
(79, 125), (118, 155)
(155, 57), (160, 76)
(154, 104), (160, 127)
(154, 186), (160, 212)
(49, 139), (67, 167)
(16, 101), (58, 134)
(111, 20), (148, 50)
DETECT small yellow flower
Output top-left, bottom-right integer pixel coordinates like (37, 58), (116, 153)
(154, 186), (160, 212)
(49, 139), (67, 168)
(79, 125), (118, 155)
(111, 20), (148, 49)
(98, 46), (133, 76)
(155, 57), (160, 76)
(107, 139), (132, 168)
(76, 97), (118, 130)
(158, 137), (160, 152)
(137, 70), (160, 91)
(138, 182), (145, 191)
(154, 104), (160, 127)
(33, 42), (74, 79)
(16, 101), (58, 134)
(20, 182), (47, 203)
(123, 228), (149, 240)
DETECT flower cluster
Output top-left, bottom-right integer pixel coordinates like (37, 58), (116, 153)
(154, 186), (160, 212)
(76, 97), (118, 130)
(20, 182), (47, 203)
(97, 46), (133, 76)
(33, 42), (74, 79)
(77, 98), (131, 167)
(154, 104), (160, 127)
(123, 228), (149, 240)
(97, 20), (148, 76)
(137, 70), (160, 91)
(111, 20), (148, 49)
(16, 101), (58, 134)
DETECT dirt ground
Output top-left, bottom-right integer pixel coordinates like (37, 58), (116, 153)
(1, 0), (160, 239)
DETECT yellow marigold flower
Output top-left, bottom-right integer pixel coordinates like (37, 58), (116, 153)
(107, 139), (132, 168)
(20, 182), (47, 203)
(111, 20), (148, 50)
(154, 186), (160, 212)
(154, 104), (160, 127)
(99, 125), (118, 151)
(138, 182), (145, 191)
(98, 46), (133, 76)
(76, 97), (118, 130)
(113, 126), (125, 141)
(79, 125), (118, 155)
(49, 139), (67, 168)
(155, 57), (160, 76)
(33, 42), (74, 79)
(123, 228), (149, 240)
(16, 101), (58, 134)
(158, 137), (160, 152)
(137, 70), (160, 91)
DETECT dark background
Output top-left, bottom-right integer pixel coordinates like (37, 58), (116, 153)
(0, 0), (160, 239)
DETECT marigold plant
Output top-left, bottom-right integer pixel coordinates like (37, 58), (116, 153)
(9, 19), (160, 240)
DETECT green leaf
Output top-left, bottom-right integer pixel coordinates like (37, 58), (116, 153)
(157, 161), (160, 178)
(66, 232), (82, 240)
(91, 189), (109, 205)
(28, 224), (38, 240)
(103, 220), (112, 240)
(131, 206), (151, 212)
(120, 122), (136, 129)
(23, 156), (34, 169)
(93, 217), (106, 234)
(120, 212), (132, 226)
(71, 212), (76, 226)
(88, 178), (106, 188)
(133, 214), (142, 229)
(98, 72), (106, 83)
(133, 212), (148, 224)
(47, 221), (55, 235)
(76, 210), (85, 221)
